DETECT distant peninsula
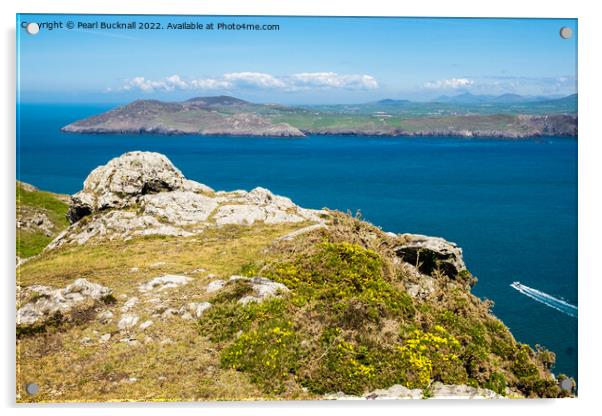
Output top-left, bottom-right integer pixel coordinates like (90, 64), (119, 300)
(62, 95), (578, 139)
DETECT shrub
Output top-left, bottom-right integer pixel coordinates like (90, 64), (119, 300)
(512, 344), (539, 379)
(200, 235), (564, 398)
(484, 372), (507, 395)
(239, 262), (260, 277)
(534, 345), (556, 370)
(198, 297), (287, 343)
(220, 320), (299, 394)
(510, 344), (559, 397)
(301, 328), (383, 395)
(397, 326), (465, 388)
(266, 241), (415, 319)
(210, 279), (254, 304)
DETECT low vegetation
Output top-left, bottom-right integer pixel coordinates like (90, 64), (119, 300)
(17, 196), (571, 401)
(195, 213), (568, 399)
(16, 182), (70, 258)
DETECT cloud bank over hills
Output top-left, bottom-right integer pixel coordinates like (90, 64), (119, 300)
(114, 72), (380, 93)
(106, 72), (575, 104)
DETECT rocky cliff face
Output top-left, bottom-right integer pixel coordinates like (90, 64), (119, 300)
(16, 152), (571, 402)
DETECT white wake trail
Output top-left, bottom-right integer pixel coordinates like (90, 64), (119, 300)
(510, 282), (577, 318)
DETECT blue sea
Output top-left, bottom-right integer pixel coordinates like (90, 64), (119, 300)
(17, 104), (578, 380)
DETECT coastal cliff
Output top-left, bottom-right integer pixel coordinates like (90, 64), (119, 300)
(16, 152), (574, 402)
(61, 98), (304, 137)
(61, 96), (577, 139)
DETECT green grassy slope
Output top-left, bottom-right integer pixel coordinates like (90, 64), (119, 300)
(16, 182), (70, 258)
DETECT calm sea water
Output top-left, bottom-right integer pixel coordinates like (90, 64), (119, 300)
(17, 104), (578, 379)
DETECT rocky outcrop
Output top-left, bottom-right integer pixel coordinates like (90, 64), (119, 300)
(17, 181), (39, 193)
(213, 187), (322, 226)
(203, 275), (289, 304)
(138, 275), (192, 293)
(324, 382), (504, 400)
(180, 302), (212, 320)
(17, 211), (55, 237)
(66, 151), (208, 223)
(51, 210), (194, 248)
(17, 181), (70, 259)
(48, 152), (326, 249)
(393, 233), (467, 279)
(17, 279), (113, 331)
(227, 276), (290, 305)
(428, 382), (504, 399)
(118, 314), (139, 332)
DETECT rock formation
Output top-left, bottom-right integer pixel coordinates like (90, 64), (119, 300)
(17, 279), (113, 331)
(394, 233), (467, 279)
(49, 151), (326, 249)
(324, 382), (504, 400)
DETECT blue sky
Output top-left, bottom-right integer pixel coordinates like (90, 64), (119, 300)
(17, 14), (577, 104)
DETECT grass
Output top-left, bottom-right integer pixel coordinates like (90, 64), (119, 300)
(270, 112), (551, 135)
(16, 182), (70, 258)
(16, 222), (312, 402)
(17, 222), (303, 293)
(17, 231), (57, 259)
(270, 113), (385, 131)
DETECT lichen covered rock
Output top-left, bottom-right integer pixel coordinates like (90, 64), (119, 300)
(17, 279), (113, 331)
(67, 151), (191, 222)
(138, 275), (192, 293)
(323, 382), (503, 400)
(49, 152), (326, 249)
(228, 275), (290, 304)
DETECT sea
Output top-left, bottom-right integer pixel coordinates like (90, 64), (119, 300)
(17, 103), (578, 380)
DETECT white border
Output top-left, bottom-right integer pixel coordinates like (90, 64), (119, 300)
(2, 1), (601, 415)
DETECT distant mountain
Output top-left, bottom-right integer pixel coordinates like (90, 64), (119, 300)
(434, 93), (491, 104)
(432, 92), (575, 105)
(373, 99), (412, 106)
(185, 95), (249, 106)
(530, 93), (577, 106)
(492, 93), (528, 103)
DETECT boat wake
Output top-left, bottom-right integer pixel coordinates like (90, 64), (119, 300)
(510, 282), (577, 318)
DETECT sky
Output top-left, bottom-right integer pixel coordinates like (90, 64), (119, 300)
(17, 14), (578, 104)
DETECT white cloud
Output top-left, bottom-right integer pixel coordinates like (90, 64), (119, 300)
(290, 72), (379, 90)
(424, 78), (474, 89)
(121, 75), (190, 92)
(189, 78), (232, 90)
(116, 72), (379, 93)
(223, 72), (287, 89)
(164, 74), (188, 89)
(421, 75), (576, 96)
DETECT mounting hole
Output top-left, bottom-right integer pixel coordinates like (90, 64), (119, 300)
(559, 26), (572, 40)
(560, 378), (573, 391)
(25, 383), (39, 395)
(25, 22), (40, 35)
